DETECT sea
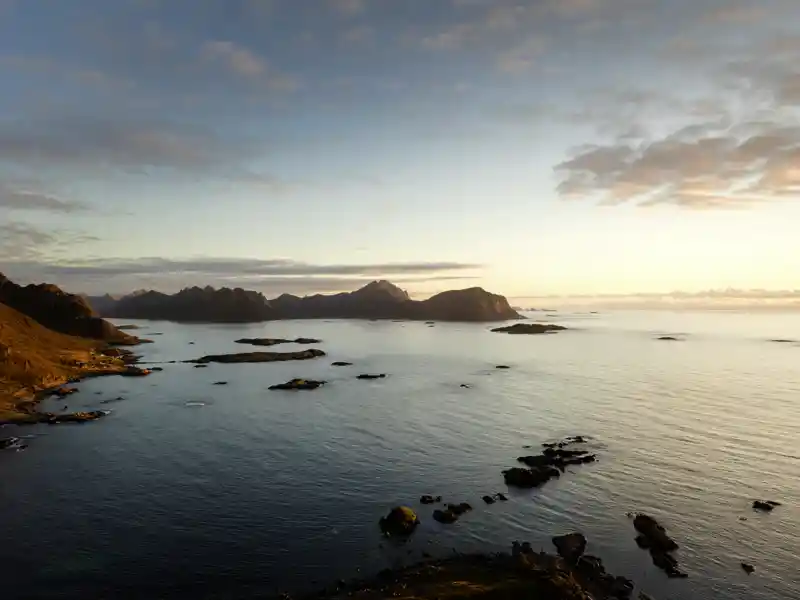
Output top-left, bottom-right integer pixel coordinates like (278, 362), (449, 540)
(1, 311), (798, 599)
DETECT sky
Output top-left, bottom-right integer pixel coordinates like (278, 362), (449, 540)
(0, 0), (798, 301)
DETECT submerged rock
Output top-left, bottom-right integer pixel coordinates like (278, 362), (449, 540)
(505, 437), (597, 489)
(269, 378), (326, 391)
(552, 533), (587, 564)
(44, 410), (108, 424)
(482, 495), (496, 504)
(379, 506), (419, 536)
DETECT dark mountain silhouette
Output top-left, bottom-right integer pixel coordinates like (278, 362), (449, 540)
(95, 280), (520, 323)
(111, 286), (273, 322)
(0, 274), (139, 345)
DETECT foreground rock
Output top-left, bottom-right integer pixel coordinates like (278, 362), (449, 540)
(492, 323), (567, 335)
(504, 438), (597, 489)
(433, 502), (473, 525)
(235, 337), (321, 347)
(269, 378), (326, 391)
(553, 533), (587, 564)
(631, 514), (686, 578)
(419, 495), (442, 505)
(186, 349), (326, 364)
(379, 506), (419, 536)
(752, 500), (781, 511)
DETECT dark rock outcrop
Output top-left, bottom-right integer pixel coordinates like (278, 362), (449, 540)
(187, 349), (326, 364)
(492, 323), (567, 335)
(235, 337), (321, 347)
(657, 336), (680, 341)
(268, 378), (326, 391)
(631, 514), (686, 578)
(379, 506), (419, 536)
(95, 280), (521, 323)
(752, 500), (781, 511)
(741, 562), (755, 575)
(432, 509), (458, 524)
(357, 373), (386, 380)
(552, 533), (587, 564)
(0, 274), (139, 345)
(420, 495), (442, 505)
(331, 361), (353, 367)
(506, 442), (597, 489)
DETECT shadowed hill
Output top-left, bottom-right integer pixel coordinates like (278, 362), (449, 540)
(95, 280), (521, 323)
(0, 303), (102, 421)
(0, 273), (139, 345)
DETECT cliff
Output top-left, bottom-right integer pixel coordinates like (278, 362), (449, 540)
(0, 273), (139, 345)
(98, 280), (521, 323)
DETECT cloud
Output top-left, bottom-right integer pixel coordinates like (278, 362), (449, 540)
(203, 40), (266, 77)
(0, 223), (99, 262)
(0, 184), (88, 213)
(341, 25), (374, 45)
(329, 0), (364, 16)
(497, 36), (547, 73)
(2, 257), (482, 295)
(0, 114), (280, 185)
(555, 32), (800, 209)
(15, 257), (481, 278)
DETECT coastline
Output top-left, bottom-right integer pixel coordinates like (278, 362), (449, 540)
(0, 349), (148, 425)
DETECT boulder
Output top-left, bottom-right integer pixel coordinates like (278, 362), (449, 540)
(379, 506), (419, 536)
(552, 533), (587, 563)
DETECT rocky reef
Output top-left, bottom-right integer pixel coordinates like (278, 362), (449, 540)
(186, 349), (326, 364)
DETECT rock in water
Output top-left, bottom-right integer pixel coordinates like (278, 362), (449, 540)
(741, 562), (755, 575)
(379, 507), (419, 536)
(268, 378), (326, 391)
(432, 509), (458, 524)
(331, 361), (353, 366)
(752, 500), (781, 511)
(419, 495), (441, 505)
(357, 373), (386, 380)
(552, 533), (587, 564)
(188, 349), (326, 364)
(482, 495), (496, 504)
(491, 323), (567, 335)
(631, 514), (686, 578)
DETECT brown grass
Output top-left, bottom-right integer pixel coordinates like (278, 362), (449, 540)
(0, 302), (129, 422)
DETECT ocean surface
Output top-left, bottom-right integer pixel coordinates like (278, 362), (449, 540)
(1, 311), (799, 599)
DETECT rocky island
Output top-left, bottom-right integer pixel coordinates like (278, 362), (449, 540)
(0, 273), (149, 424)
(89, 280), (521, 323)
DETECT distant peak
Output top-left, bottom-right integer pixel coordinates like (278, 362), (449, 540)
(355, 280), (410, 300)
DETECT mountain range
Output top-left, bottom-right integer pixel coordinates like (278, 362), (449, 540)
(86, 280), (521, 323)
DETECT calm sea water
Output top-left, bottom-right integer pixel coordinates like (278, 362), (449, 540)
(1, 311), (798, 599)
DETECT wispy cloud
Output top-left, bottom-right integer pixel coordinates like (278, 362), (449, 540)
(0, 184), (88, 213)
(329, 0), (364, 16)
(554, 32), (800, 209)
(2, 256), (483, 294)
(203, 40), (266, 77)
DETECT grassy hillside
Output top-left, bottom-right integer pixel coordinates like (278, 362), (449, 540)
(0, 302), (127, 422)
